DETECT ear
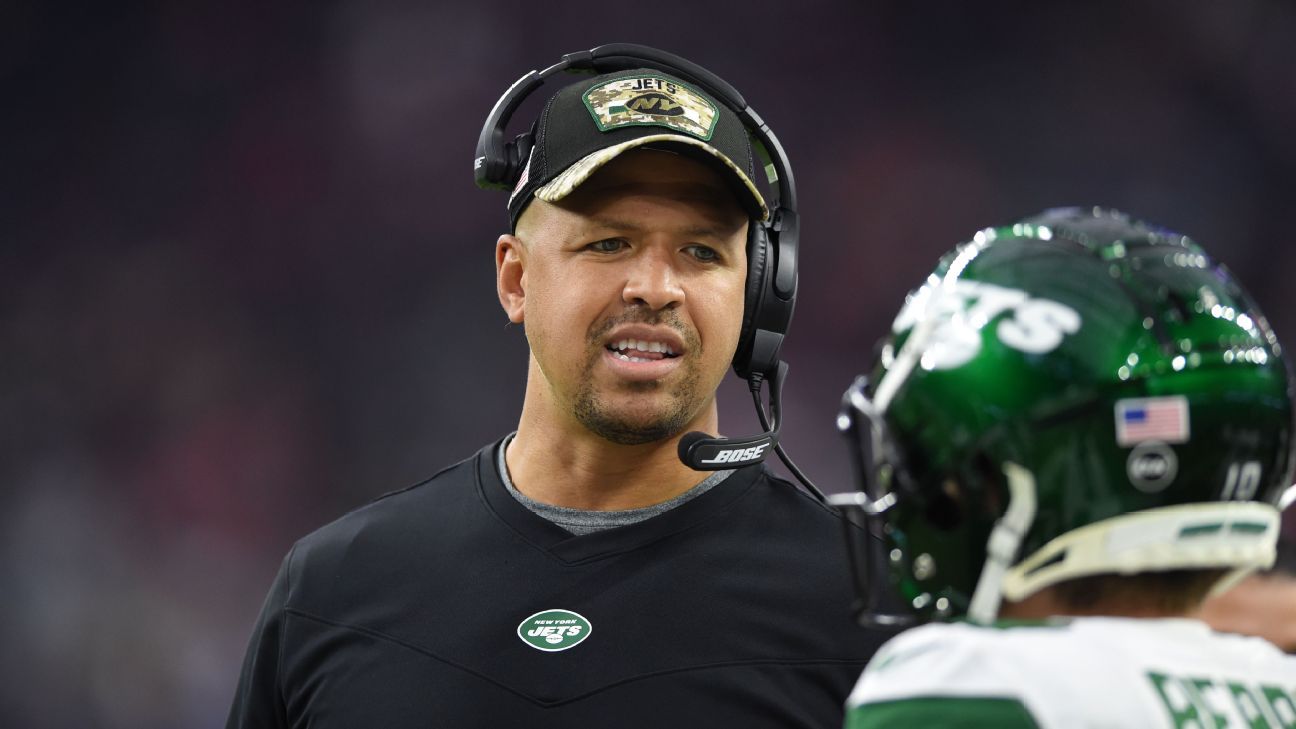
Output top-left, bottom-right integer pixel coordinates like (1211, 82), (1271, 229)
(496, 234), (526, 324)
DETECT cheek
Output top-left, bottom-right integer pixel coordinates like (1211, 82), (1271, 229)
(694, 274), (748, 364)
(524, 264), (608, 353)
(520, 267), (561, 357)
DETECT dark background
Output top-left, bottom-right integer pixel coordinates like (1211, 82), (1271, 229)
(4, 1), (1295, 725)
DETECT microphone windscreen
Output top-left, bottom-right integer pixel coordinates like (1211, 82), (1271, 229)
(677, 431), (711, 462)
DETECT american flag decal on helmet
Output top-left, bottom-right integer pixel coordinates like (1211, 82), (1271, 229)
(1115, 396), (1190, 446)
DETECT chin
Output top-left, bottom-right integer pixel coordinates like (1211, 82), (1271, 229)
(575, 398), (696, 446)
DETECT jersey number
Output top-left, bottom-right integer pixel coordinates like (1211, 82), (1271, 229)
(1221, 461), (1262, 501)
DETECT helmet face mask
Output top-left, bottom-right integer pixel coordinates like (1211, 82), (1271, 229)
(833, 208), (1295, 626)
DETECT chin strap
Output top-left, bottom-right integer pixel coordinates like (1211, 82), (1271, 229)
(967, 461), (1038, 625)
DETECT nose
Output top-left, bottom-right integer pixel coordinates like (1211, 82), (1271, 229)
(622, 246), (685, 311)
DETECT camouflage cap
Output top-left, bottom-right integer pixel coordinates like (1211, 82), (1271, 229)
(506, 68), (767, 230)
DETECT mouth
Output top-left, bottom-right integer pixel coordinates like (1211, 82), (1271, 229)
(605, 338), (682, 363)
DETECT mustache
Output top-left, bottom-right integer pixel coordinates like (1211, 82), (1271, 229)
(586, 308), (697, 349)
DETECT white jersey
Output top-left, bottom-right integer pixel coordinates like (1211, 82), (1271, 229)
(845, 617), (1296, 728)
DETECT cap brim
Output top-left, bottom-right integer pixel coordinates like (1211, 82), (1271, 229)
(533, 134), (769, 221)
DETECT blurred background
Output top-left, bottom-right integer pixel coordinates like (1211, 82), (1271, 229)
(4, 0), (1296, 725)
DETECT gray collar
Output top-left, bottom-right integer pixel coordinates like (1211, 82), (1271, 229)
(497, 433), (734, 536)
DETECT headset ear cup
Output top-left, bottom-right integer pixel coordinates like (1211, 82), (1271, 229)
(736, 223), (770, 376)
(504, 132), (534, 188)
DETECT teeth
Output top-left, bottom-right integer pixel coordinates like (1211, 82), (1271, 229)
(609, 338), (677, 355)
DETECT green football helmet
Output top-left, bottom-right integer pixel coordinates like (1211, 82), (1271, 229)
(831, 208), (1295, 627)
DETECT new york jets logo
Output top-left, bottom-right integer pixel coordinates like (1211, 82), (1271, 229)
(626, 92), (685, 116)
(892, 279), (1082, 370)
(517, 609), (592, 652)
(583, 76), (719, 140)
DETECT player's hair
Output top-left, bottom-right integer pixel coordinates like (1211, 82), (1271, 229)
(1050, 569), (1231, 615)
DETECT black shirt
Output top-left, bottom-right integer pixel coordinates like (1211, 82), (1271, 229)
(227, 440), (892, 728)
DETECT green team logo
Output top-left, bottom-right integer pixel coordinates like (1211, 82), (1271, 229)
(891, 279), (1082, 370)
(517, 609), (592, 652)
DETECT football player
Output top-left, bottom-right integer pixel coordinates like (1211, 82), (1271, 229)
(832, 208), (1296, 728)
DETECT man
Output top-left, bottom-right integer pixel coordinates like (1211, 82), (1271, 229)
(226, 49), (887, 728)
(831, 208), (1296, 728)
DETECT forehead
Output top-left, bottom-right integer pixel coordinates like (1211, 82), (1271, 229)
(558, 148), (747, 224)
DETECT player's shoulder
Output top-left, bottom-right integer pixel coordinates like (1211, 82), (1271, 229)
(849, 620), (1062, 699)
(844, 619), (1087, 728)
(848, 616), (1296, 728)
(1026, 614), (1296, 671)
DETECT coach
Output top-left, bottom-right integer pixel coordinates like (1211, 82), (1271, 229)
(226, 45), (887, 728)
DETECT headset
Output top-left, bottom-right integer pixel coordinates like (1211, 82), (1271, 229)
(476, 43), (825, 502)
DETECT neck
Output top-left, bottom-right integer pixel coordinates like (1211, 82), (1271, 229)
(508, 360), (722, 511)
(998, 587), (1196, 621)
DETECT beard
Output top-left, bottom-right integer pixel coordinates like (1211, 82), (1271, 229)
(571, 309), (707, 445)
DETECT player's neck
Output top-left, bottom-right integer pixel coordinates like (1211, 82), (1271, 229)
(508, 381), (722, 512)
(999, 587), (1195, 621)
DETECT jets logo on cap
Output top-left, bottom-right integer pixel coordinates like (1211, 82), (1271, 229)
(625, 92), (686, 116)
(583, 76), (718, 140)
(517, 609), (592, 652)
